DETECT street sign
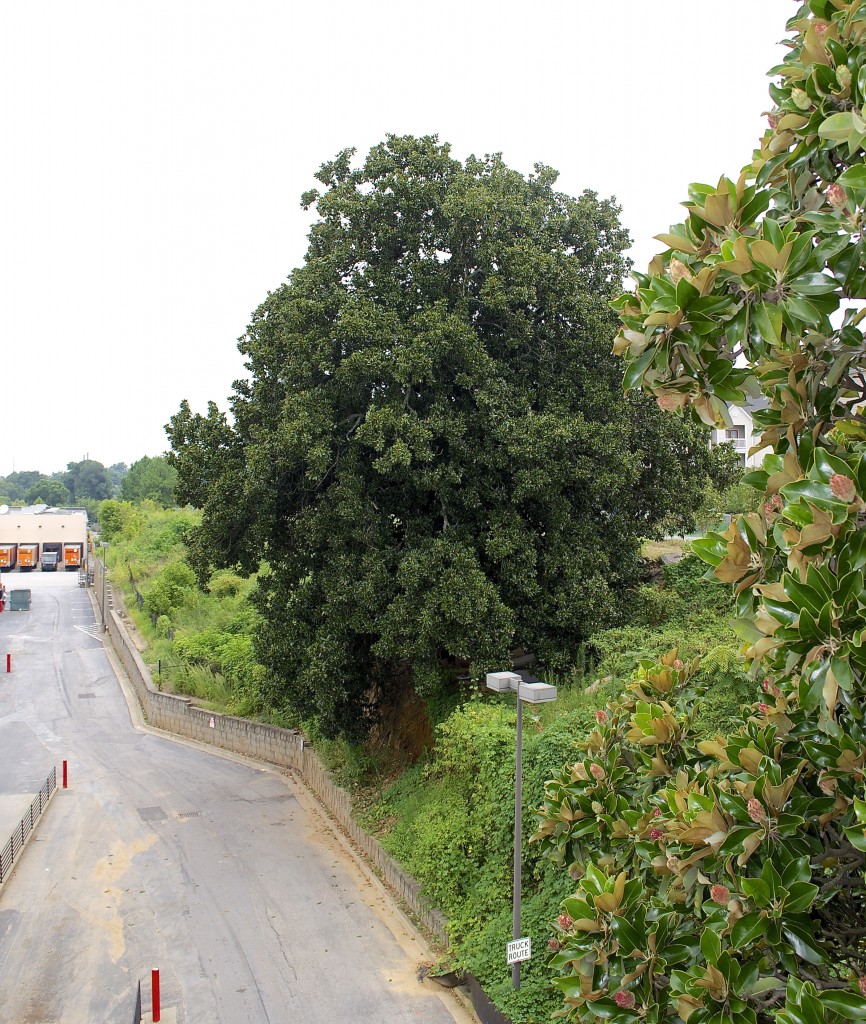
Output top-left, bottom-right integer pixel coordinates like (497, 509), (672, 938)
(506, 937), (531, 965)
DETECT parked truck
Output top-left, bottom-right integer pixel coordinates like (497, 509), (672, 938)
(41, 542), (62, 572)
(0, 543), (17, 571)
(17, 543), (39, 571)
(63, 542), (84, 571)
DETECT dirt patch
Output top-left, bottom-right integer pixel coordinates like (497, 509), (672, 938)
(642, 538), (689, 562)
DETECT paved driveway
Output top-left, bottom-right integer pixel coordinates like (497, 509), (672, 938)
(0, 571), (471, 1024)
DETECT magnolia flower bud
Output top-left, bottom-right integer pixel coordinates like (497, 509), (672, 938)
(814, 19), (829, 36)
(548, 938), (561, 950)
(859, 976), (866, 996)
(827, 183), (848, 210)
(595, 710), (609, 724)
(656, 391), (682, 412)
(710, 883), (731, 904)
(764, 493), (784, 519)
(673, 659), (684, 670)
(758, 703), (771, 715)
(649, 828), (664, 841)
(829, 473), (857, 501)
(747, 798), (767, 824)
(669, 258), (690, 284)
(558, 913), (574, 931)
(792, 88), (812, 110)
(614, 990), (636, 1010)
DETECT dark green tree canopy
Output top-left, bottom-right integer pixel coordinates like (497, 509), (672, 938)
(63, 459), (112, 503)
(168, 135), (724, 738)
(121, 455), (178, 506)
(107, 462), (128, 496)
(0, 470), (44, 503)
(26, 478), (71, 506)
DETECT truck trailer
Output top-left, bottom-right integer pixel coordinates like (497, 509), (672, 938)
(41, 542), (62, 572)
(17, 543), (39, 571)
(0, 544), (17, 571)
(63, 542), (84, 571)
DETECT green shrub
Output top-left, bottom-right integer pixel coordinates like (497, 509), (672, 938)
(208, 572), (246, 598)
(632, 583), (678, 626)
(144, 561), (197, 618)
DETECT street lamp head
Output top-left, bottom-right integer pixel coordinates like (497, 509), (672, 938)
(518, 681), (557, 704)
(486, 672), (557, 704)
(486, 671), (521, 693)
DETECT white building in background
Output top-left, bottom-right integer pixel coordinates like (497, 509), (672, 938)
(710, 398), (769, 468)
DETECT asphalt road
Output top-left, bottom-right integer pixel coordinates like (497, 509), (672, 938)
(0, 571), (473, 1024)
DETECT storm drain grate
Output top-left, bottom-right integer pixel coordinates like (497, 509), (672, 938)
(177, 811), (201, 819)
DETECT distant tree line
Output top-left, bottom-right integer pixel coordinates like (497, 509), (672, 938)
(0, 455), (177, 521)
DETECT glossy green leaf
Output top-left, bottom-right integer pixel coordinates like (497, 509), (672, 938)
(819, 991), (866, 1019)
(622, 346), (655, 392)
(782, 919), (826, 964)
(700, 927), (722, 964)
(818, 112), (855, 142)
(731, 911), (766, 949)
(787, 273), (839, 296)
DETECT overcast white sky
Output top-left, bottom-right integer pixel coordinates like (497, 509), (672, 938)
(2, 0), (795, 476)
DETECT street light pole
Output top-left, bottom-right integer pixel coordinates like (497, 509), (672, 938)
(512, 692), (523, 989)
(486, 671), (557, 990)
(100, 542), (108, 632)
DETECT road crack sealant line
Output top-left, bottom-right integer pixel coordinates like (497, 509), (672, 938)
(90, 588), (496, 1024)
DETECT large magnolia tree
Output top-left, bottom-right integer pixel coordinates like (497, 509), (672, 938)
(539, 2), (866, 1022)
(167, 135), (727, 739)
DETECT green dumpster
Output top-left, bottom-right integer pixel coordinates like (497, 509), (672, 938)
(9, 589), (31, 611)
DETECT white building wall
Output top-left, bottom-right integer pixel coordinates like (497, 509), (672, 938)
(0, 508), (88, 547)
(711, 407), (768, 469)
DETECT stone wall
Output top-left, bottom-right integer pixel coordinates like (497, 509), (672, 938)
(105, 608), (449, 943)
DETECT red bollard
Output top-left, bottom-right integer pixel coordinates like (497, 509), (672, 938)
(152, 968), (160, 1022)
(5, 653), (9, 673)
(62, 761), (68, 789)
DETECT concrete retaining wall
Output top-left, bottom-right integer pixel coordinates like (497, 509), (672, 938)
(105, 608), (449, 944)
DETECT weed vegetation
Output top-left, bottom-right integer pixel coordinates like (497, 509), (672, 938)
(357, 555), (752, 1023)
(102, 500), (752, 1023)
(102, 502), (282, 720)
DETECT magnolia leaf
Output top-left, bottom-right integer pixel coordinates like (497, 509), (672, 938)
(655, 232), (697, 254)
(819, 992), (866, 1020)
(572, 918), (602, 933)
(817, 111), (855, 141)
(737, 830), (764, 867)
(731, 910), (767, 948)
(782, 920), (826, 964)
(837, 164), (866, 190)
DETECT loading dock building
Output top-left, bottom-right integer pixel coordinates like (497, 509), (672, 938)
(0, 505), (89, 572)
